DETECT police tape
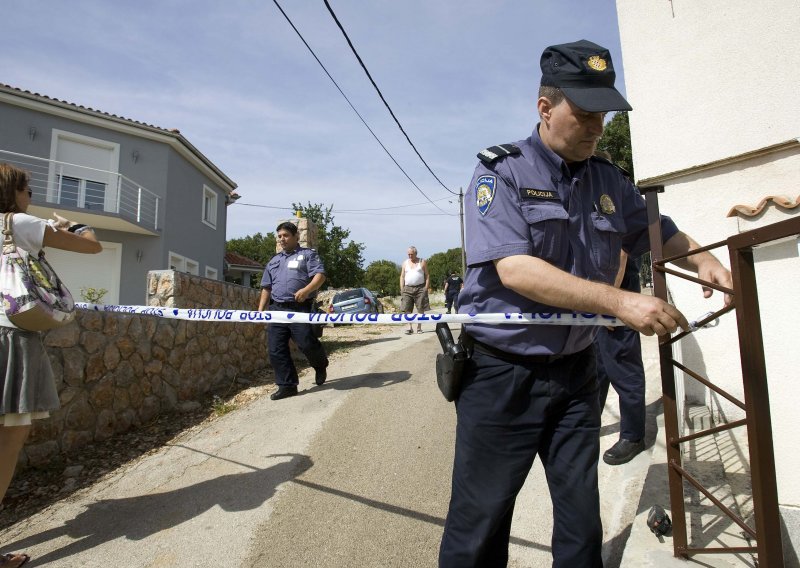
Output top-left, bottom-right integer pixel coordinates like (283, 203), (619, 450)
(75, 303), (623, 326)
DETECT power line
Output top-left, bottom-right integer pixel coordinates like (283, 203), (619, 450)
(271, 0), (452, 215)
(323, 0), (458, 196)
(232, 194), (453, 213)
(233, 200), (457, 217)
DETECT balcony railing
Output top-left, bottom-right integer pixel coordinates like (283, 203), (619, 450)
(0, 149), (160, 231)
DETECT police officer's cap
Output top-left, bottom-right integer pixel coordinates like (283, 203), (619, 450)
(540, 39), (632, 113)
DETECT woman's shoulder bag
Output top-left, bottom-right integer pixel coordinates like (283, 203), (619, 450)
(0, 212), (75, 331)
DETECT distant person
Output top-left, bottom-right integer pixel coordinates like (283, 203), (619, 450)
(444, 272), (463, 314)
(595, 253), (647, 464)
(258, 221), (328, 401)
(0, 163), (102, 568)
(593, 150), (647, 466)
(439, 39), (732, 567)
(399, 246), (430, 334)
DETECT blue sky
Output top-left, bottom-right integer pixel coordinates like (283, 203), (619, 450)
(2, 0), (626, 265)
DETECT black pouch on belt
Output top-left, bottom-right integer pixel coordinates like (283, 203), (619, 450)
(435, 323), (468, 402)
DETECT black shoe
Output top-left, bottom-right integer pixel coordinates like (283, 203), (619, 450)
(314, 366), (327, 386)
(270, 386), (298, 401)
(603, 438), (645, 465)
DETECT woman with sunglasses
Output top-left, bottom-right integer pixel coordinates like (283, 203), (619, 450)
(0, 163), (101, 568)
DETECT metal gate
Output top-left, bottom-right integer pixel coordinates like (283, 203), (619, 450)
(642, 185), (799, 567)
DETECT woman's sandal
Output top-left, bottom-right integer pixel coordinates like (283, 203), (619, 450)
(417, 329), (423, 334)
(0, 553), (30, 568)
(404, 329), (414, 335)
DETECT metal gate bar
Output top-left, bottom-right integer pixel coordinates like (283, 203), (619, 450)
(641, 186), (799, 566)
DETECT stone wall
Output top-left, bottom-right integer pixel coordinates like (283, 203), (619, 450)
(274, 217), (318, 252)
(20, 272), (267, 469)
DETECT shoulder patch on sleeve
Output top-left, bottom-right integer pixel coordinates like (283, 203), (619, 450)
(474, 175), (497, 216)
(477, 143), (521, 164)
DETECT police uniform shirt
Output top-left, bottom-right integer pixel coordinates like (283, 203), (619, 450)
(260, 246), (325, 303)
(460, 125), (679, 356)
(446, 276), (463, 293)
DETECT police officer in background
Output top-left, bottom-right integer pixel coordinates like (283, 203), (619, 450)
(439, 39), (732, 567)
(444, 272), (463, 314)
(593, 151), (648, 466)
(258, 221), (328, 401)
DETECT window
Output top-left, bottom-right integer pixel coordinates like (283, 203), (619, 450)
(49, 130), (118, 213)
(168, 252), (199, 275)
(202, 186), (217, 229)
(85, 180), (107, 210)
(58, 176), (80, 208)
(333, 289), (365, 303)
(168, 252), (185, 272)
(56, 175), (107, 210)
(205, 267), (218, 280)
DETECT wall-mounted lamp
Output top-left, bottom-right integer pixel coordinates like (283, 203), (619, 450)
(132, 150), (140, 164)
(136, 249), (143, 263)
(28, 126), (37, 142)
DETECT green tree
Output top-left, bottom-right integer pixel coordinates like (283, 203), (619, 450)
(226, 231), (276, 287)
(364, 260), (401, 296)
(598, 112), (655, 287)
(598, 111), (634, 180)
(292, 202), (365, 289)
(426, 247), (464, 290)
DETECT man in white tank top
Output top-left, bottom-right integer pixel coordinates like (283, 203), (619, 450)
(399, 246), (430, 334)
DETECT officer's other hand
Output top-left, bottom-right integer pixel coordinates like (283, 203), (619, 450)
(294, 289), (309, 303)
(697, 260), (733, 306)
(617, 292), (689, 336)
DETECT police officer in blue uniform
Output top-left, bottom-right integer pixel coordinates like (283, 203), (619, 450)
(439, 40), (732, 567)
(258, 221), (328, 401)
(597, 253), (648, 465)
(444, 272), (464, 314)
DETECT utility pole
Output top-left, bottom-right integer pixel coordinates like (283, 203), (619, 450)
(459, 187), (466, 276)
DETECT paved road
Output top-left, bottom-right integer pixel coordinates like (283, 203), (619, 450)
(0, 322), (658, 567)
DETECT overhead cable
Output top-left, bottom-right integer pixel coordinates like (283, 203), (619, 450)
(323, 0), (458, 196)
(234, 201), (455, 217)
(271, 0), (453, 215)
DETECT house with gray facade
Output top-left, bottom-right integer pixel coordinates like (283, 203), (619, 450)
(0, 83), (238, 305)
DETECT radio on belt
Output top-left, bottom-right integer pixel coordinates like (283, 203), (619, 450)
(435, 323), (467, 402)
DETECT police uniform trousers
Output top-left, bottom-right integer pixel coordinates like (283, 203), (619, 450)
(439, 344), (602, 568)
(595, 325), (646, 442)
(267, 302), (328, 387)
(445, 292), (460, 313)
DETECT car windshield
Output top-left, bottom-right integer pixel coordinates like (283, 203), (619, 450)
(333, 289), (364, 303)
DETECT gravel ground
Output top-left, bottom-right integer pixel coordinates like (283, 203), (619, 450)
(0, 323), (394, 532)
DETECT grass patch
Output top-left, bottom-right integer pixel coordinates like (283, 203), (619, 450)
(211, 395), (236, 416)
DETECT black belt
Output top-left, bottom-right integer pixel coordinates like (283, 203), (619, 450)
(462, 333), (575, 365)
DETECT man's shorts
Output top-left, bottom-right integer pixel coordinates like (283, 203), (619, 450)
(400, 284), (431, 312)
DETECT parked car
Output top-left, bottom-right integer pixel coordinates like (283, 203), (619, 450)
(328, 288), (384, 316)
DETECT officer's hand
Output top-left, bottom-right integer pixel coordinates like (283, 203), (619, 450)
(294, 288), (309, 303)
(697, 260), (733, 306)
(616, 291), (689, 336)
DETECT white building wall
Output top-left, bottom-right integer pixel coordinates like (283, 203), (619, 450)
(616, 0), (800, 181)
(617, 0), (800, 558)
